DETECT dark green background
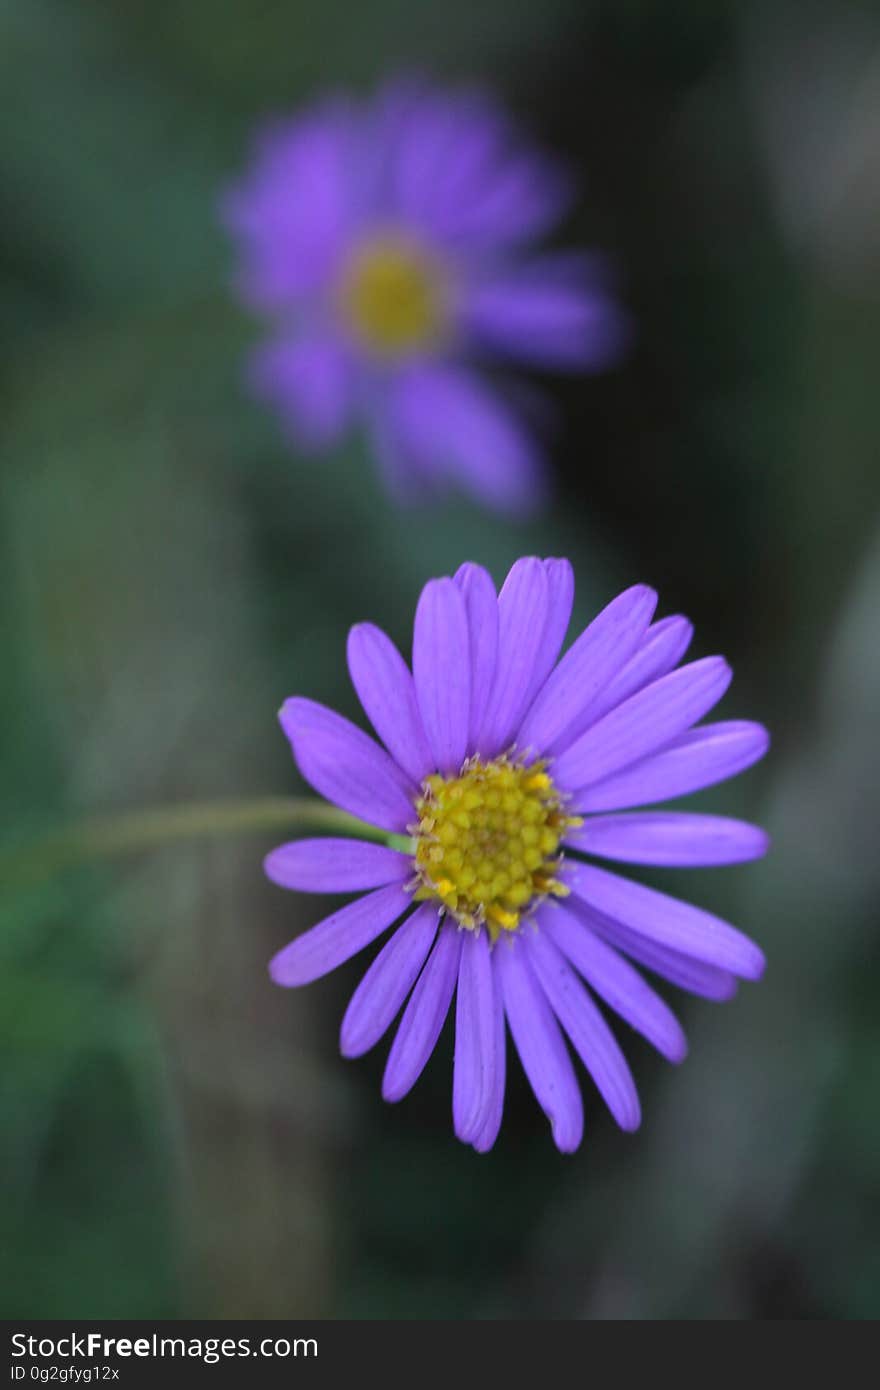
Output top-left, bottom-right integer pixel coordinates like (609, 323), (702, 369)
(3, 0), (879, 1319)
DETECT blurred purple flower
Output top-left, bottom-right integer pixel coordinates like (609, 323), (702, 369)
(265, 558), (769, 1153)
(222, 80), (627, 513)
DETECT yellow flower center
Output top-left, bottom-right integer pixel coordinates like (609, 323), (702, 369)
(338, 234), (448, 357)
(411, 756), (581, 941)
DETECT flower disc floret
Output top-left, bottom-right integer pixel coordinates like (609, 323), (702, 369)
(411, 755), (580, 938)
(339, 235), (449, 357)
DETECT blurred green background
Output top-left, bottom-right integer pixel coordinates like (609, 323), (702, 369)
(3, 0), (879, 1320)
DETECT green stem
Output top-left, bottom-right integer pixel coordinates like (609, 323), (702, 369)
(1, 797), (411, 890)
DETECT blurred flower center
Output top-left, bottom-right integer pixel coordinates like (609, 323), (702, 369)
(338, 235), (448, 356)
(411, 756), (579, 939)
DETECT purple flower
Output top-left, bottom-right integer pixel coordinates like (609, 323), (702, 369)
(266, 558), (769, 1152)
(223, 80), (626, 513)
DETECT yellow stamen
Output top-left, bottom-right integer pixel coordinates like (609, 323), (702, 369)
(338, 234), (448, 357)
(412, 754), (578, 942)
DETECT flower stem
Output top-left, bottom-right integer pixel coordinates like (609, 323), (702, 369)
(1, 797), (407, 890)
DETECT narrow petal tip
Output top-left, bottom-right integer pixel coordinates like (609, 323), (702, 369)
(277, 697), (292, 729)
(631, 582), (659, 611)
(618, 1097), (642, 1133)
(278, 694), (307, 742)
(381, 1075), (406, 1104)
(705, 654), (733, 689)
(339, 1026), (363, 1060)
(470, 1133), (499, 1155)
(741, 941), (767, 981)
(552, 1119), (584, 1154)
(268, 950), (299, 988)
(263, 848), (282, 884)
(665, 1021), (689, 1064)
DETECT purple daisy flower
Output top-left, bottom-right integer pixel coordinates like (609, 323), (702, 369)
(223, 80), (626, 513)
(266, 558), (769, 1153)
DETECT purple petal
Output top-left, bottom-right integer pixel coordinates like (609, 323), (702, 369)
(380, 84), (571, 250)
(340, 903), (439, 1058)
(470, 968), (507, 1153)
(223, 101), (357, 306)
(381, 82), (493, 226)
(576, 720), (771, 812)
(376, 365), (546, 515)
(269, 882), (412, 987)
(453, 930), (497, 1143)
(279, 697), (416, 833)
(247, 334), (353, 450)
(464, 258), (628, 370)
(558, 614), (694, 749)
(382, 83), (508, 229)
(434, 150), (572, 250)
(264, 837), (411, 893)
(524, 928), (641, 1131)
(496, 937), (584, 1153)
(567, 812), (769, 867)
(522, 558), (574, 710)
(346, 623), (435, 785)
(576, 902), (739, 1000)
(517, 585), (657, 757)
(365, 381), (436, 508)
(383, 921), (462, 1102)
(554, 656), (733, 793)
(566, 861), (765, 979)
(478, 557), (550, 757)
(413, 577), (471, 775)
(453, 563), (498, 746)
(539, 902), (687, 1062)
(432, 369), (548, 516)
